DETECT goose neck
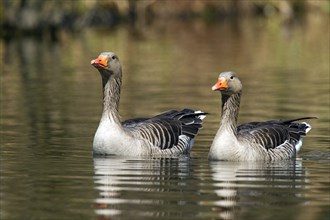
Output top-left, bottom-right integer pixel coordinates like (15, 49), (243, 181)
(219, 92), (241, 135)
(102, 75), (122, 124)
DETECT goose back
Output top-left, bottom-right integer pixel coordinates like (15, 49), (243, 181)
(123, 109), (206, 151)
(237, 117), (314, 151)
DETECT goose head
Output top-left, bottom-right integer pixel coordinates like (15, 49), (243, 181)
(91, 52), (122, 78)
(212, 71), (242, 95)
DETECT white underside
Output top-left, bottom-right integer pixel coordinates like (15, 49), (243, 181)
(208, 129), (245, 161)
(295, 121), (311, 153)
(295, 139), (303, 153)
(93, 118), (145, 156)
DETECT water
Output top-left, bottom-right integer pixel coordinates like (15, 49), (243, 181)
(1, 15), (329, 219)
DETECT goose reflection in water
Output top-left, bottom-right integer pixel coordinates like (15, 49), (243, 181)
(93, 156), (194, 219)
(208, 160), (307, 220)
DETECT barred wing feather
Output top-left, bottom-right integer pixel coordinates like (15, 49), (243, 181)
(123, 109), (206, 150)
(237, 117), (315, 150)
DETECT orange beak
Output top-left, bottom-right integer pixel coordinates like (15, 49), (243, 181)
(212, 77), (227, 91)
(91, 55), (108, 69)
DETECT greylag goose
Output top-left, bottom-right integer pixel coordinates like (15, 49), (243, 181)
(209, 71), (314, 161)
(91, 52), (206, 156)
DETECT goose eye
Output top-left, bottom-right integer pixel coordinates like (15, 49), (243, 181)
(112, 56), (116, 60)
(230, 76), (234, 80)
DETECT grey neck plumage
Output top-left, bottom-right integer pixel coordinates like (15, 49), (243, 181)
(101, 73), (122, 124)
(219, 92), (241, 136)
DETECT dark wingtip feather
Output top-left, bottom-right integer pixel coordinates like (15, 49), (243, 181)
(283, 117), (317, 124)
(173, 109), (207, 138)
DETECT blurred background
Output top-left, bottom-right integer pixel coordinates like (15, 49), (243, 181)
(0, 1), (329, 219)
(0, 1), (328, 37)
(1, 0), (329, 40)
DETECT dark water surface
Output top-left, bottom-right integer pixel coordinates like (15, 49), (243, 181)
(1, 15), (329, 219)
